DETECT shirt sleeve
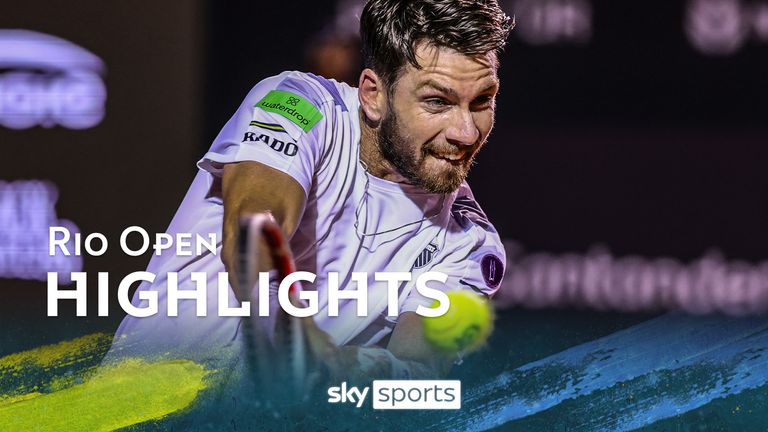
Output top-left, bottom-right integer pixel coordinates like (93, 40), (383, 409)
(401, 184), (506, 313)
(197, 71), (331, 197)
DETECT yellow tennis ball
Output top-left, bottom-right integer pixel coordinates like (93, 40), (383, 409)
(423, 290), (494, 353)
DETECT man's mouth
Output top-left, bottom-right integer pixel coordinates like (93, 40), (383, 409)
(429, 150), (465, 163)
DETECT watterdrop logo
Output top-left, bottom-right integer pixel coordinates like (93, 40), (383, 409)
(0, 29), (106, 129)
(327, 380), (461, 410)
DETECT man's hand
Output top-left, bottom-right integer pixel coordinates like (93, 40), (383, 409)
(387, 311), (455, 376)
(296, 302), (453, 386)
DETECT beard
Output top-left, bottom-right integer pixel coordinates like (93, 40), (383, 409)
(377, 109), (480, 194)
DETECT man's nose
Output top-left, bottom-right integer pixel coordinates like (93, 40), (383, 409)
(445, 109), (480, 147)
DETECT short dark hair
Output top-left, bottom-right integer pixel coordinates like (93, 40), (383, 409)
(360, 0), (513, 89)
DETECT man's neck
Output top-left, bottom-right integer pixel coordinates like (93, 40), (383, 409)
(358, 109), (409, 183)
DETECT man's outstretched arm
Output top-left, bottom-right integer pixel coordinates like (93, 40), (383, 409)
(221, 160), (306, 300)
(222, 160), (454, 380)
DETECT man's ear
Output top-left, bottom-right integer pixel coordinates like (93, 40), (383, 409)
(358, 68), (386, 123)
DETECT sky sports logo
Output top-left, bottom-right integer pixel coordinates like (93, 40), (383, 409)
(327, 380), (461, 410)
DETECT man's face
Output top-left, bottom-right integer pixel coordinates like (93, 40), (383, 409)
(378, 43), (499, 193)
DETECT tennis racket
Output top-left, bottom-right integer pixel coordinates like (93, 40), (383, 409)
(236, 213), (309, 402)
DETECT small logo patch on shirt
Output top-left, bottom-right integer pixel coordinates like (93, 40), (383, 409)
(249, 120), (287, 134)
(481, 254), (504, 288)
(413, 242), (440, 269)
(255, 90), (323, 133)
(242, 131), (298, 157)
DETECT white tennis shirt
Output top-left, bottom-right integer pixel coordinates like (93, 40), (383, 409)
(110, 71), (505, 361)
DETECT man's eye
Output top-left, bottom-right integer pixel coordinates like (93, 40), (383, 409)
(425, 98), (451, 107)
(472, 96), (494, 109)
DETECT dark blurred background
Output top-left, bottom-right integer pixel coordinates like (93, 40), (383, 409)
(206, 0), (768, 262)
(2, 0), (768, 354)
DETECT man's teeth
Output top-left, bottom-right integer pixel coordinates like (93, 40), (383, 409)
(433, 153), (462, 161)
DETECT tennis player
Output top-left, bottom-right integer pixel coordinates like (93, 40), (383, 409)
(109, 0), (512, 382)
